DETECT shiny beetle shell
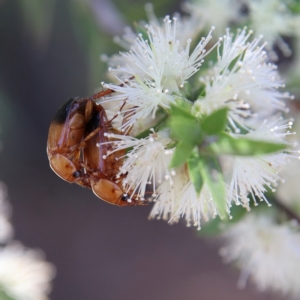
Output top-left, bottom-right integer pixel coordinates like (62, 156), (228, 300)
(82, 104), (145, 206)
(47, 98), (94, 186)
(47, 91), (147, 207)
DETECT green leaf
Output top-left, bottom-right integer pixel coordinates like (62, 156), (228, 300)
(170, 104), (194, 120)
(199, 157), (228, 219)
(289, 2), (300, 13)
(219, 49), (246, 75)
(168, 105), (203, 144)
(169, 142), (195, 168)
(169, 116), (202, 144)
(205, 133), (287, 156)
(196, 84), (206, 98)
(174, 97), (193, 114)
(201, 107), (228, 135)
(187, 153), (204, 195)
(227, 49), (246, 72)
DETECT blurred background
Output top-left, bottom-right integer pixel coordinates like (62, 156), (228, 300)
(0, 1), (285, 299)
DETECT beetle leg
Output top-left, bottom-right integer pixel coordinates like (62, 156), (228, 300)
(78, 127), (101, 149)
(80, 161), (108, 177)
(79, 162), (112, 190)
(108, 98), (128, 123)
(89, 76), (135, 102)
(89, 88), (115, 101)
(73, 173), (92, 189)
(121, 105), (138, 135)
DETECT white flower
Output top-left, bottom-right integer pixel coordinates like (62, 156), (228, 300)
(246, 0), (300, 56)
(276, 115), (300, 213)
(102, 16), (216, 131)
(107, 16), (214, 83)
(150, 168), (230, 230)
(227, 118), (294, 208)
(0, 182), (13, 243)
(104, 6), (207, 74)
(102, 79), (174, 131)
(144, 4), (205, 46)
(98, 11), (293, 232)
(105, 130), (232, 229)
(0, 242), (55, 300)
(103, 130), (174, 200)
(220, 213), (300, 297)
(149, 165), (189, 224)
(194, 29), (292, 131)
(183, 0), (244, 37)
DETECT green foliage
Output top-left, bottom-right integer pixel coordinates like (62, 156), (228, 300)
(226, 49), (246, 73)
(171, 142), (195, 168)
(168, 104), (288, 220)
(194, 84), (206, 99)
(187, 152), (204, 195)
(0, 290), (14, 300)
(201, 107), (228, 135)
(199, 157), (227, 219)
(169, 104), (287, 166)
(288, 0), (300, 13)
(168, 105), (203, 145)
(205, 133), (287, 156)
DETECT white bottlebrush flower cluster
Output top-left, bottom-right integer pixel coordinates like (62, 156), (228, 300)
(98, 14), (295, 230)
(108, 3), (204, 53)
(244, 0), (300, 57)
(193, 28), (291, 126)
(276, 114), (300, 214)
(220, 213), (300, 297)
(182, 0), (244, 37)
(0, 183), (55, 300)
(184, 0), (300, 57)
(227, 117), (295, 209)
(0, 242), (55, 300)
(182, 0), (300, 98)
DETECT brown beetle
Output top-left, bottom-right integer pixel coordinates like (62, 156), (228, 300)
(81, 102), (146, 206)
(47, 87), (146, 206)
(47, 97), (92, 186)
(47, 87), (117, 187)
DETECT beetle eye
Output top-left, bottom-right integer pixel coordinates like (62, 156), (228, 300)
(72, 171), (81, 178)
(121, 194), (129, 202)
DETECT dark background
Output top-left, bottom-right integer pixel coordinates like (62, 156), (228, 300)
(0, 1), (282, 299)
